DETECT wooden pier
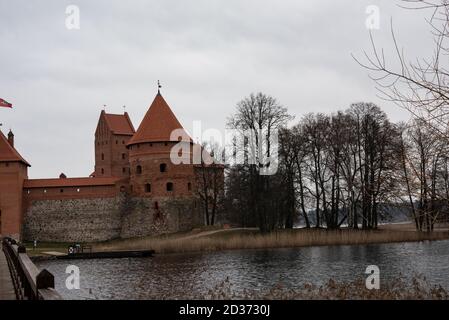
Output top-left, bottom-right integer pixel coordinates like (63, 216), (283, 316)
(57, 249), (155, 260)
(0, 242), (16, 300)
(1, 237), (62, 300)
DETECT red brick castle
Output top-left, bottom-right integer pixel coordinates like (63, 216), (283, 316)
(0, 92), (213, 241)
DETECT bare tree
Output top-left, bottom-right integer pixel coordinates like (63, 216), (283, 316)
(194, 142), (225, 226)
(227, 92), (293, 232)
(354, 0), (449, 139)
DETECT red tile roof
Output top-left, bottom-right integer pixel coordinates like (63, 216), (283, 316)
(0, 130), (30, 166)
(127, 93), (191, 146)
(103, 112), (135, 135)
(23, 177), (121, 188)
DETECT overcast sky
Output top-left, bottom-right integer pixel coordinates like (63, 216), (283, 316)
(0, 0), (435, 178)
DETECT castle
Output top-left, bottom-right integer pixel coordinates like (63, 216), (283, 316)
(0, 91), (217, 242)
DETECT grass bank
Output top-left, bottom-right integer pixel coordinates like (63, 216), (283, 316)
(92, 226), (449, 254)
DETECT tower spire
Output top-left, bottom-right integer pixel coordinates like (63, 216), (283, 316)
(157, 80), (162, 95)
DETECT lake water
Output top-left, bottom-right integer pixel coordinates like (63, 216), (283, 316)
(36, 240), (449, 300)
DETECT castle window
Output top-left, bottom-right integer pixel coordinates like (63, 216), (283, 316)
(166, 182), (173, 192)
(43, 189), (47, 193)
(122, 140), (125, 144)
(122, 153), (126, 160)
(154, 201), (159, 210)
(150, 143), (153, 147)
(164, 142), (168, 146)
(116, 140), (118, 144)
(122, 167), (126, 173)
(27, 190), (31, 194)
(145, 183), (151, 193)
(160, 163), (167, 172)
(101, 153), (104, 160)
(136, 165), (142, 174)
(188, 182), (192, 191)
(60, 189), (64, 193)
(76, 188), (80, 193)
(101, 168), (104, 174)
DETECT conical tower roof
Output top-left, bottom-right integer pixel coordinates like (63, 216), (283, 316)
(128, 93), (191, 146)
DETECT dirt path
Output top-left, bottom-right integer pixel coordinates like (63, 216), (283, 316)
(178, 228), (257, 240)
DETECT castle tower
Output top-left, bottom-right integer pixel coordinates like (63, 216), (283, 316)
(94, 111), (135, 178)
(0, 129), (30, 239)
(127, 92), (194, 197)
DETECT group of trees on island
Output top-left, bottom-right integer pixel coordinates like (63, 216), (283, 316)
(223, 98), (449, 232)
(196, 0), (449, 232)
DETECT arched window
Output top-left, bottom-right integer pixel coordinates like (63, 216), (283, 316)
(101, 168), (104, 174)
(187, 182), (192, 191)
(166, 182), (173, 192)
(145, 183), (151, 193)
(136, 165), (142, 174)
(160, 163), (167, 172)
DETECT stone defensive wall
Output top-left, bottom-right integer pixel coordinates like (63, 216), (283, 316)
(21, 177), (202, 242)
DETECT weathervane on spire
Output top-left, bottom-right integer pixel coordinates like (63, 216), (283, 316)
(158, 80), (162, 94)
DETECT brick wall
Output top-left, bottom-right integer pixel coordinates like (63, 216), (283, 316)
(22, 194), (202, 242)
(0, 161), (28, 239)
(22, 197), (123, 242)
(120, 196), (202, 238)
(128, 141), (195, 197)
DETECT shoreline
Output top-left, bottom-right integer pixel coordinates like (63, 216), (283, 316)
(26, 224), (449, 259)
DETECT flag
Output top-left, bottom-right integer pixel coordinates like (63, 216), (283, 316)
(0, 98), (12, 108)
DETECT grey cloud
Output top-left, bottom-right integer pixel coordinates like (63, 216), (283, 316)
(0, 0), (434, 178)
